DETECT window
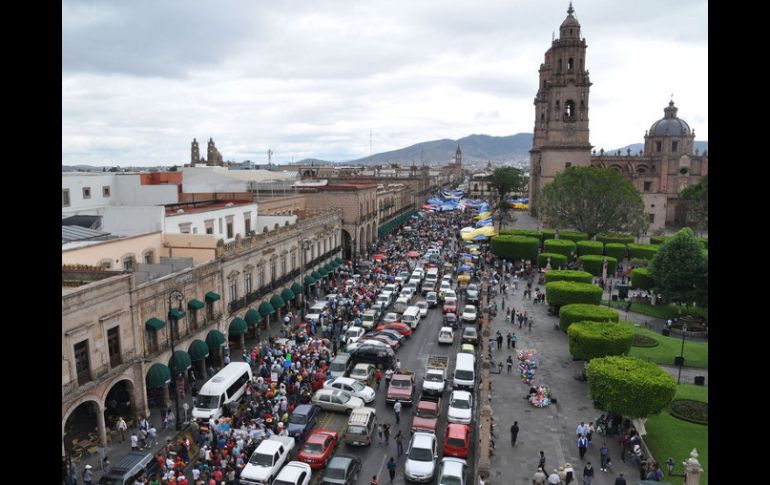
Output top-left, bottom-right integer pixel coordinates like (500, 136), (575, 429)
(655, 141), (662, 152)
(229, 278), (237, 302)
(189, 305), (198, 331)
(74, 340), (91, 385)
(643, 181), (652, 192)
(99, 259), (112, 269)
(144, 250), (154, 265)
(122, 255), (135, 271)
(107, 327), (121, 368)
(564, 100), (576, 119)
(648, 213), (655, 223)
(62, 189), (70, 207)
(147, 327), (159, 353)
(672, 141), (679, 152)
(245, 271), (253, 294)
(82, 187), (91, 199)
(244, 213), (252, 234)
(102, 186), (111, 197)
(568, 58), (574, 71)
(281, 255), (287, 276)
(258, 265), (265, 288)
(219, 218), (223, 234)
(291, 251), (297, 271)
(179, 223), (192, 234)
(226, 220), (234, 239)
(206, 300), (214, 321)
(558, 59), (562, 72)
(270, 259), (277, 282)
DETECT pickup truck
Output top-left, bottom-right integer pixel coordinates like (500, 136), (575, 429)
(411, 395), (442, 433)
(422, 355), (449, 396)
(386, 370), (416, 405)
(239, 435), (296, 485)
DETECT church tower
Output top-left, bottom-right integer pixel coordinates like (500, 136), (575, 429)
(191, 138), (200, 165)
(529, 3), (593, 216)
(455, 145), (462, 166)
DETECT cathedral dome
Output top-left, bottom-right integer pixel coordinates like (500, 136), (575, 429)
(560, 2), (581, 29)
(649, 101), (691, 137)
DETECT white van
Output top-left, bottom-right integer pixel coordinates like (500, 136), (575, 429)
(402, 306), (421, 330)
(453, 353), (476, 390)
(310, 301), (328, 314)
(193, 363), (252, 420)
(377, 291), (394, 308)
(425, 268), (439, 283)
(392, 296), (410, 315)
(361, 310), (379, 330)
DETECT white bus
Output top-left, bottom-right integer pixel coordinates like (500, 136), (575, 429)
(192, 363), (252, 420)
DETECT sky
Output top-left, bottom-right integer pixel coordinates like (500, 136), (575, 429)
(62, 0), (708, 166)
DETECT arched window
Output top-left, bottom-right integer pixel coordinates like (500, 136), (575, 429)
(568, 58), (574, 71)
(143, 249), (155, 265)
(555, 100), (560, 113)
(99, 259), (112, 269)
(558, 59), (562, 72)
(122, 255), (136, 271)
(565, 100), (576, 119)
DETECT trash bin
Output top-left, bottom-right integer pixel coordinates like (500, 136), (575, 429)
(662, 328), (670, 336)
(612, 295), (618, 302)
(674, 356), (685, 366)
(694, 376), (705, 386)
(617, 284), (629, 299)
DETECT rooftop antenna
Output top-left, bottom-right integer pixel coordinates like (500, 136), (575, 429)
(670, 93), (674, 102)
(267, 148), (273, 168)
(552, 31), (555, 42)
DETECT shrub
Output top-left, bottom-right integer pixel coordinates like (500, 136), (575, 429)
(576, 240), (604, 256)
(546, 281), (602, 309)
(579, 255), (618, 276)
(559, 303), (619, 331)
(698, 237), (708, 249)
(632, 335), (658, 347)
(559, 231), (589, 243)
(491, 235), (539, 261)
(541, 229), (556, 244)
(499, 228), (542, 240)
(669, 400), (708, 425)
(537, 252), (568, 269)
(650, 235), (669, 245)
(628, 243), (660, 260)
(586, 356), (677, 417)
(567, 321), (633, 360)
(631, 267), (654, 289)
(604, 243), (627, 261)
(544, 270), (593, 284)
(597, 232), (634, 245)
(544, 238), (577, 257)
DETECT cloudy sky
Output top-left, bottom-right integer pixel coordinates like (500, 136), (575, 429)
(62, 0), (708, 166)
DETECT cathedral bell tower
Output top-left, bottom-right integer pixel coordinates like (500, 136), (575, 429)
(529, 2), (593, 216)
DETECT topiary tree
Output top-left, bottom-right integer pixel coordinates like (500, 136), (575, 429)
(544, 270), (593, 284)
(540, 229), (556, 245)
(579, 255), (617, 276)
(546, 281), (602, 310)
(604, 242), (627, 261)
(650, 235), (669, 245)
(499, 228), (542, 240)
(627, 243), (660, 260)
(559, 231), (589, 243)
(648, 227), (708, 307)
(597, 232), (635, 245)
(567, 322), (633, 360)
(491, 235), (539, 261)
(559, 303), (619, 331)
(544, 239), (577, 258)
(630, 267), (654, 290)
(586, 356), (677, 418)
(576, 240), (604, 256)
(537, 252), (568, 269)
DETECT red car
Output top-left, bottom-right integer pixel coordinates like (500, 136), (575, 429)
(443, 298), (458, 314)
(443, 423), (471, 458)
(375, 322), (413, 337)
(298, 429), (338, 469)
(411, 398), (441, 433)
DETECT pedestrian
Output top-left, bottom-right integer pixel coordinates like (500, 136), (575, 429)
(378, 423), (384, 445)
(666, 457), (675, 475)
(395, 359), (402, 372)
(147, 424), (158, 448)
(384, 423), (391, 444)
(82, 465), (93, 485)
(506, 355), (513, 373)
(395, 430), (404, 457)
(564, 463), (574, 484)
(130, 432), (140, 451)
(538, 451), (547, 473)
(582, 462), (594, 485)
(577, 435), (588, 459)
(599, 443), (609, 471)
(506, 332), (512, 348)
(370, 475), (379, 485)
(116, 416), (128, 443)
(613, 472), (627, 485)
(532, 467), (547, 485)
(576, 422), (587, 439)
(547, 469), (560, 484)
(387, 457), (397, 483)
(375, 369), (382, 390)
(393, 400), (402, 425)
(166, 410), (176, 430)
(511, 332), (517, 348)
(586, 421), (595, 445)
(510, 421), (519, 446)
(496, 333), (503, 350)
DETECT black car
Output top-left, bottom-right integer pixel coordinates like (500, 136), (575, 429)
(466, 289), (479, 305)
(444, 312), (458, 329)
(98, 452), (160, 485)
(350, 343), (395, 369)
(321, 454), (362, 485)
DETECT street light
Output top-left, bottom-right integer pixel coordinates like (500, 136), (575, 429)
(167, 289), (183, 431)
(300, 239), (311, 321)
(677, 323), (687, 384)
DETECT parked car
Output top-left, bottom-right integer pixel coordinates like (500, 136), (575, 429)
(286, 404), (321, 442)
(321, 455), (362, 485)
(438, 326), (454, 345)
(461, 326), (479, 345)
(349, 363), (375, 387)
(426, 292), (438, 308)
(361, 334), (400, 351)
(272, 461), (312, 485)
(447, 390), (473, 425)
(311, 389), (365, 414)
(369, 329), (406, 345)
(382, 312), (400, 324)
(443, 424), (471, 458)
(461, 305), (477, 324)
(375, 322), (413, 337)
(437, 457), (468, 485)
(323, 376), (376, 403)
(443, 297), (458, 314)
(444, 312), (458, 329)
(411, 397), (442, 433)
(344, 327), (366, 344)
(350, 343), (396, 369)
(405, 432), (439, 483)
(416, 300), (429, 318)
(297, 430), (338, 469)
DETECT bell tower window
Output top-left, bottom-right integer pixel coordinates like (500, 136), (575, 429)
(568, 58), (574, 71)
(558, 59), (562, 72)
(655, 141), (662, 153)
(672, 141), (679, 152)
(565, 100), (576, 120)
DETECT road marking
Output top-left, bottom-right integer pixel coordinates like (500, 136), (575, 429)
(376, 453), (389, 482)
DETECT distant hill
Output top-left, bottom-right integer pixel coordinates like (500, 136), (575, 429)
(347, 133), (533, 165)
(294, 158), (335, 165)
(608, 141), (708, 156)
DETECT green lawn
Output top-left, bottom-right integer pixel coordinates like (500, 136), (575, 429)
(622, 321), (709, 369)
(609, 301), (708, 322)
(645, 384), (708, 485)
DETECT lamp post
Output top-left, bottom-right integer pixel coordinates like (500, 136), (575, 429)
(677, 323), (687, 385)
(300, 240), (311, 322)
(167, 289), (183, 431)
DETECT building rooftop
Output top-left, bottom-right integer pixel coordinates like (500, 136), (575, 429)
(62, 226), (113, 245)
(164, 200), (255, 216)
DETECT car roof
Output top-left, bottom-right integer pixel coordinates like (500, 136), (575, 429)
(328, 455), (356, 467)
(353, 363), (373, 369)
(446, 423), (470, 438)
(411, 432), (436, 447)
(440, 326), (453, 332)
(330, 376), (356, 384)
(451, 390), (472, 400)
(418, 400), (438, 410)
(293, 404), (315, 415)
(307, 430), (336, 443)
(463, 327), (476, 334)
(440, 457), (467, 474)
(277, 462), (311, 480)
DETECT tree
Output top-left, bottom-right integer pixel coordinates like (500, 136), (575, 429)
(678, 174), (708, 234)
(489, 166), (525, 231)
(648, 227), (708, 307)
(539, 166), (648, 239)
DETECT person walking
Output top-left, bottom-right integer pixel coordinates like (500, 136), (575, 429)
(496, 332), (503, 350)
(510, 421), (519, 446)
(130, 432), (139, 451)
(387, 457), (397, 483)
(532, 467), (547, 485)
(613, 472), (627, 485)
(377, 423), (384, 445)
(395, 430), (404, 457)
(82, 465), (93, 485)
(375, 369), (382, 390)
(547, 469), (560, 484)
(538, 451), (547, 473)
(506, 332), (512, 349)
(393, 400), (402, 425)
(116, 417), (128, 443)
(564, 463), (574, 484)
(511, 332), (517, 349)
(599, 443), (609, 472)
(147, 424), (158, 448)
(582, 462), (594, 485)
(575, 422), (587, 439)
(384, 423), (391, 445)
(577, 435), (589, 460)
(506, 355), (513, 373)
(370, 475), (379, 485)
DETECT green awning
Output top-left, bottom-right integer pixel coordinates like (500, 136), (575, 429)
(259, 301), (276, 316)
(291, 282), (303, 294)
(205, 291), (221, 302)
(188, 339), (210, 361)
(271, 294), (286, 309)
(146, 363), (171, 389)
(304, 275), (316, 285)
(281, 287), (296, 301)
(318, 267), (329, 277)
(323, 263), (334, 273)
(187, 299), (205, 310)
(168, 350), (192, 373)
(312, 271), (322, 280)
(206, 329), (226, 348)
(169, 308), (186, 320)
(145, 318), (165, 331)
(245, 308), (262, 326)
(335, 257), (343, 265)
(229, 317), (248, 336)
(329, 260), (338, 269)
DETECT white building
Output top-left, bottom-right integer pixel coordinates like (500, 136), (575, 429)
(182, 166), (296, 194)
(62, 173), (178, 217)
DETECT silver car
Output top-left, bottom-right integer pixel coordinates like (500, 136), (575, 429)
(311, 389), (365, 414)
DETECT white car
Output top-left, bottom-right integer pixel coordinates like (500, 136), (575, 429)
(346, 338), (389, 353)
(382, 312), (400, 324)
(416, 300), (428, 318)
(448, 390), (473, 424)
(461, 305), (477, 323)
(437, 458), (467, 485)
(395, 272), (411, 284)
(311, 389), (365, 413)
(439, 282), (452, 296)
(401, 287), (416, 300)
(405, 432), (439, 483)
(426, 292), (438, 308)
(272, 461), (312, 485)
(344, 327), (366, 344)
(438, 326), (454, 345)
(323, 376), (376, 403)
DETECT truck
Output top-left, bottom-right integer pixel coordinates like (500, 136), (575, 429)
(411, 395), (442, 433)
(386, 369), (416, 405)
(239, 436), (296, 485)
(422, 355), (449, 396)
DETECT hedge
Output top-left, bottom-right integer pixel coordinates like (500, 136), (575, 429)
(546, 281), (603, 309)
(567, 321), (633, 360)
(597, 232), (634, 245)
(543, 238), (577, 257)
(576, 240), (604, 256)
(604, 242), (627, 261)
(537, 252), (568, 269)
(559, 303), (620, 331)
(627, 243), (660, 260)
(586, 356), (677, 418)
(499, 229), (542, 241)
(541, 229), (556, 244)
(699, 237), (708, 249)
(579, 255), (618, 276)
(631, 267), (654, 290)
(559, 231), (589, 243)
(544, 270), (593, 284)
(650, 236), (669, 245)
(491, 235), (539, 261)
